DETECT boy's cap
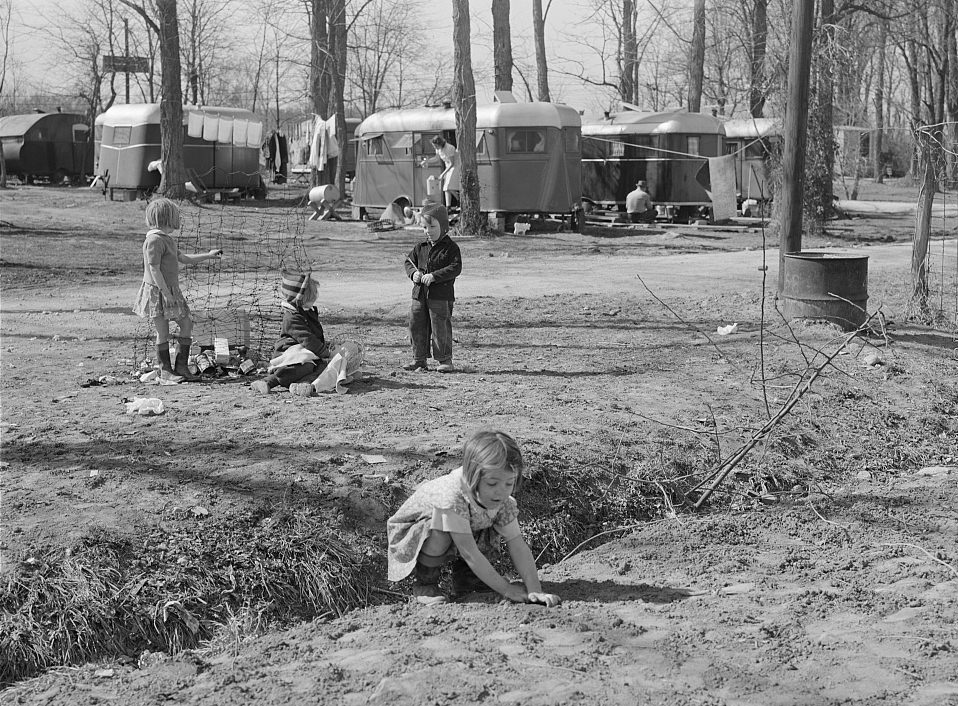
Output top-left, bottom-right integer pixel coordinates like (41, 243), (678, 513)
(281, 271), (312, 303)
(421, 203), (449, 236)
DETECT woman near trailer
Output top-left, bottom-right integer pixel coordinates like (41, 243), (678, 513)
(422, 135), (460, 209)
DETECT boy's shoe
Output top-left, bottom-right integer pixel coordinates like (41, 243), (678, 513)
(437, 361), (455, 373)
(289, 383), (315, 397)
(451, 559), (491, 597)
(403, 360), (428, 371)
(250, 380), (271, 394)
(412, 582), (448, 606)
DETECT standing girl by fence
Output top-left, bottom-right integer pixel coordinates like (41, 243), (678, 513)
(132, 198), (222, 383)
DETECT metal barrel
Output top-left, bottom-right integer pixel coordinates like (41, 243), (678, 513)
(782, 252), (869, 331)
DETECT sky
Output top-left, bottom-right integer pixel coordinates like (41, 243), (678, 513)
(6, 1), (649, 119)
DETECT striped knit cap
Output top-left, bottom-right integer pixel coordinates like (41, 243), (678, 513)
(281, 271), (312, 304)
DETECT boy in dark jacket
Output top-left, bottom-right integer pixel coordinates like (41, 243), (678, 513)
(402, 203), (462, 373)
(251, 272), (329, 394)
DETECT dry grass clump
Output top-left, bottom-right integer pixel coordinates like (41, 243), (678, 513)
(520, 450), (700, 565)
(0, 506), (373, 686)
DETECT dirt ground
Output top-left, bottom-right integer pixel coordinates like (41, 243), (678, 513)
(1, 181), (957, 705)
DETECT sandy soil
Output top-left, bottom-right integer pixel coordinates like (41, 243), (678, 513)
(1, 183), (957, 705)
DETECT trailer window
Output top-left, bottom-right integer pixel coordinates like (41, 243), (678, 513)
(418, 134), (439, 156)
(610, 140), (625, 157)
(476, 131), (486, 155)
(507, 129), (545, 153)
(390, 133), (413, 152)
(364, 135), (385, 156)
(687, 136), (700, 156)
(113, 126), (132, 146)
(580, 137), (606, 159)
(563, 129), (579, 152)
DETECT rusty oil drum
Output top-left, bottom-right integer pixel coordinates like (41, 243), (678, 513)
(782, 252), (869, 330)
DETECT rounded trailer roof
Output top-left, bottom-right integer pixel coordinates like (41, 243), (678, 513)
(98, 103), (260, 127)
(582, 110), (725, 136)
(0, 112), (87, 138)
(357, 101), (581, 136)
(722, 117), (781, 139)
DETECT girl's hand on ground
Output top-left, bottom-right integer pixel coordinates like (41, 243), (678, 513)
(526, 592), (561, 607)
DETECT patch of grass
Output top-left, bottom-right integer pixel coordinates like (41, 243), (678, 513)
(0, 506), (374, 686)
(519, 448), (702, 565)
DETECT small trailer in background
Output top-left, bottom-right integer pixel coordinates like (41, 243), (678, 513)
(722, 117), (781, 213)
(0, 112), (94, 184)
(352, 96), (583, 230)
(95, 103), (267, 200)
(581, 109), (725, 223)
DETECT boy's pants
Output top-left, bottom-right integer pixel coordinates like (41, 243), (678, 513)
(410, 298), (454, 363)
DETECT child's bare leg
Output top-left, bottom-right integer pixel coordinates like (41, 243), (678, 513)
(153, 317), (171, 345)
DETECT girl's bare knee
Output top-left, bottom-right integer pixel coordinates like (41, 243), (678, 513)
(421, 530), (452, 556)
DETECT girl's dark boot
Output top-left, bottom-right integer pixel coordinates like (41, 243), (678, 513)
(451, 558), (491, 597)
(412, 559), (447, 606)
(156, 342), (183, 384)
(173, 337), (200, 382)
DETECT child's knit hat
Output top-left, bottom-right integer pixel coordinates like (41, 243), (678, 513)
(421, 203), (449, 237)
(281, 271), (313, 304)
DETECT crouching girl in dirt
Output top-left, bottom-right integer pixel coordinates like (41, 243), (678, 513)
(132, 198), (222, 383)
(387, 429), (561, 607)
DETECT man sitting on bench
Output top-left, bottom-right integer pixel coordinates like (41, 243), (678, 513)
(626, 180), (656, 224)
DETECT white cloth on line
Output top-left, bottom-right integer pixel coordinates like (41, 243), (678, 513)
(217, 117), (233, 143)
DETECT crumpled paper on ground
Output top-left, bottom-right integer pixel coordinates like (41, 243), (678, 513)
(125, 397), (165, 416)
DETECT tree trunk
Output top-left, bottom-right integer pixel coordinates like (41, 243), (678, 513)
(749, 0), (767, 118)
(872, 20), (887, 183)
(909, 129), (937, 320)
(310, 0), (332, 186)
(817, 0), (835, 217)
(329, 0), (347, 195)
(620, 0), (636, 104)
(453, 0), (483, 234)
(532, 0), (550, 101)
(492, 0), (513, 92)
(946, 0), (957, 182)
(687, 0), (706, 112)
(156, 0), (186, 199)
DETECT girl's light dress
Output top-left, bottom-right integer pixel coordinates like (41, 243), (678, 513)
(386, 467), (521, 582)
(132, 229), (191, 320)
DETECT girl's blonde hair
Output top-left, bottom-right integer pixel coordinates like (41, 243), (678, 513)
(462, 430), (524, 496)
(145, 197), (181, 230)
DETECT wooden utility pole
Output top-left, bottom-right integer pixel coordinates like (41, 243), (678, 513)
(778, 0), (815, 293)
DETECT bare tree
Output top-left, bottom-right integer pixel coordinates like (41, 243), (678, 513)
(492, 0), (513, 92)
(452, 0), (482, 233)
(532, 0), (550, 101)
(620, 0), (637, 103)
(121, 0), (187, 198)
(348, 0), (424, 113)
(180, 0), (237, 105)
(687, 0), (705, 111)
(749, 0), (768, 117)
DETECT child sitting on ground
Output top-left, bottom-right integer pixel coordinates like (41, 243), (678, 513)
(386, 429), (561, 607)
(251, 272), (329, 395)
